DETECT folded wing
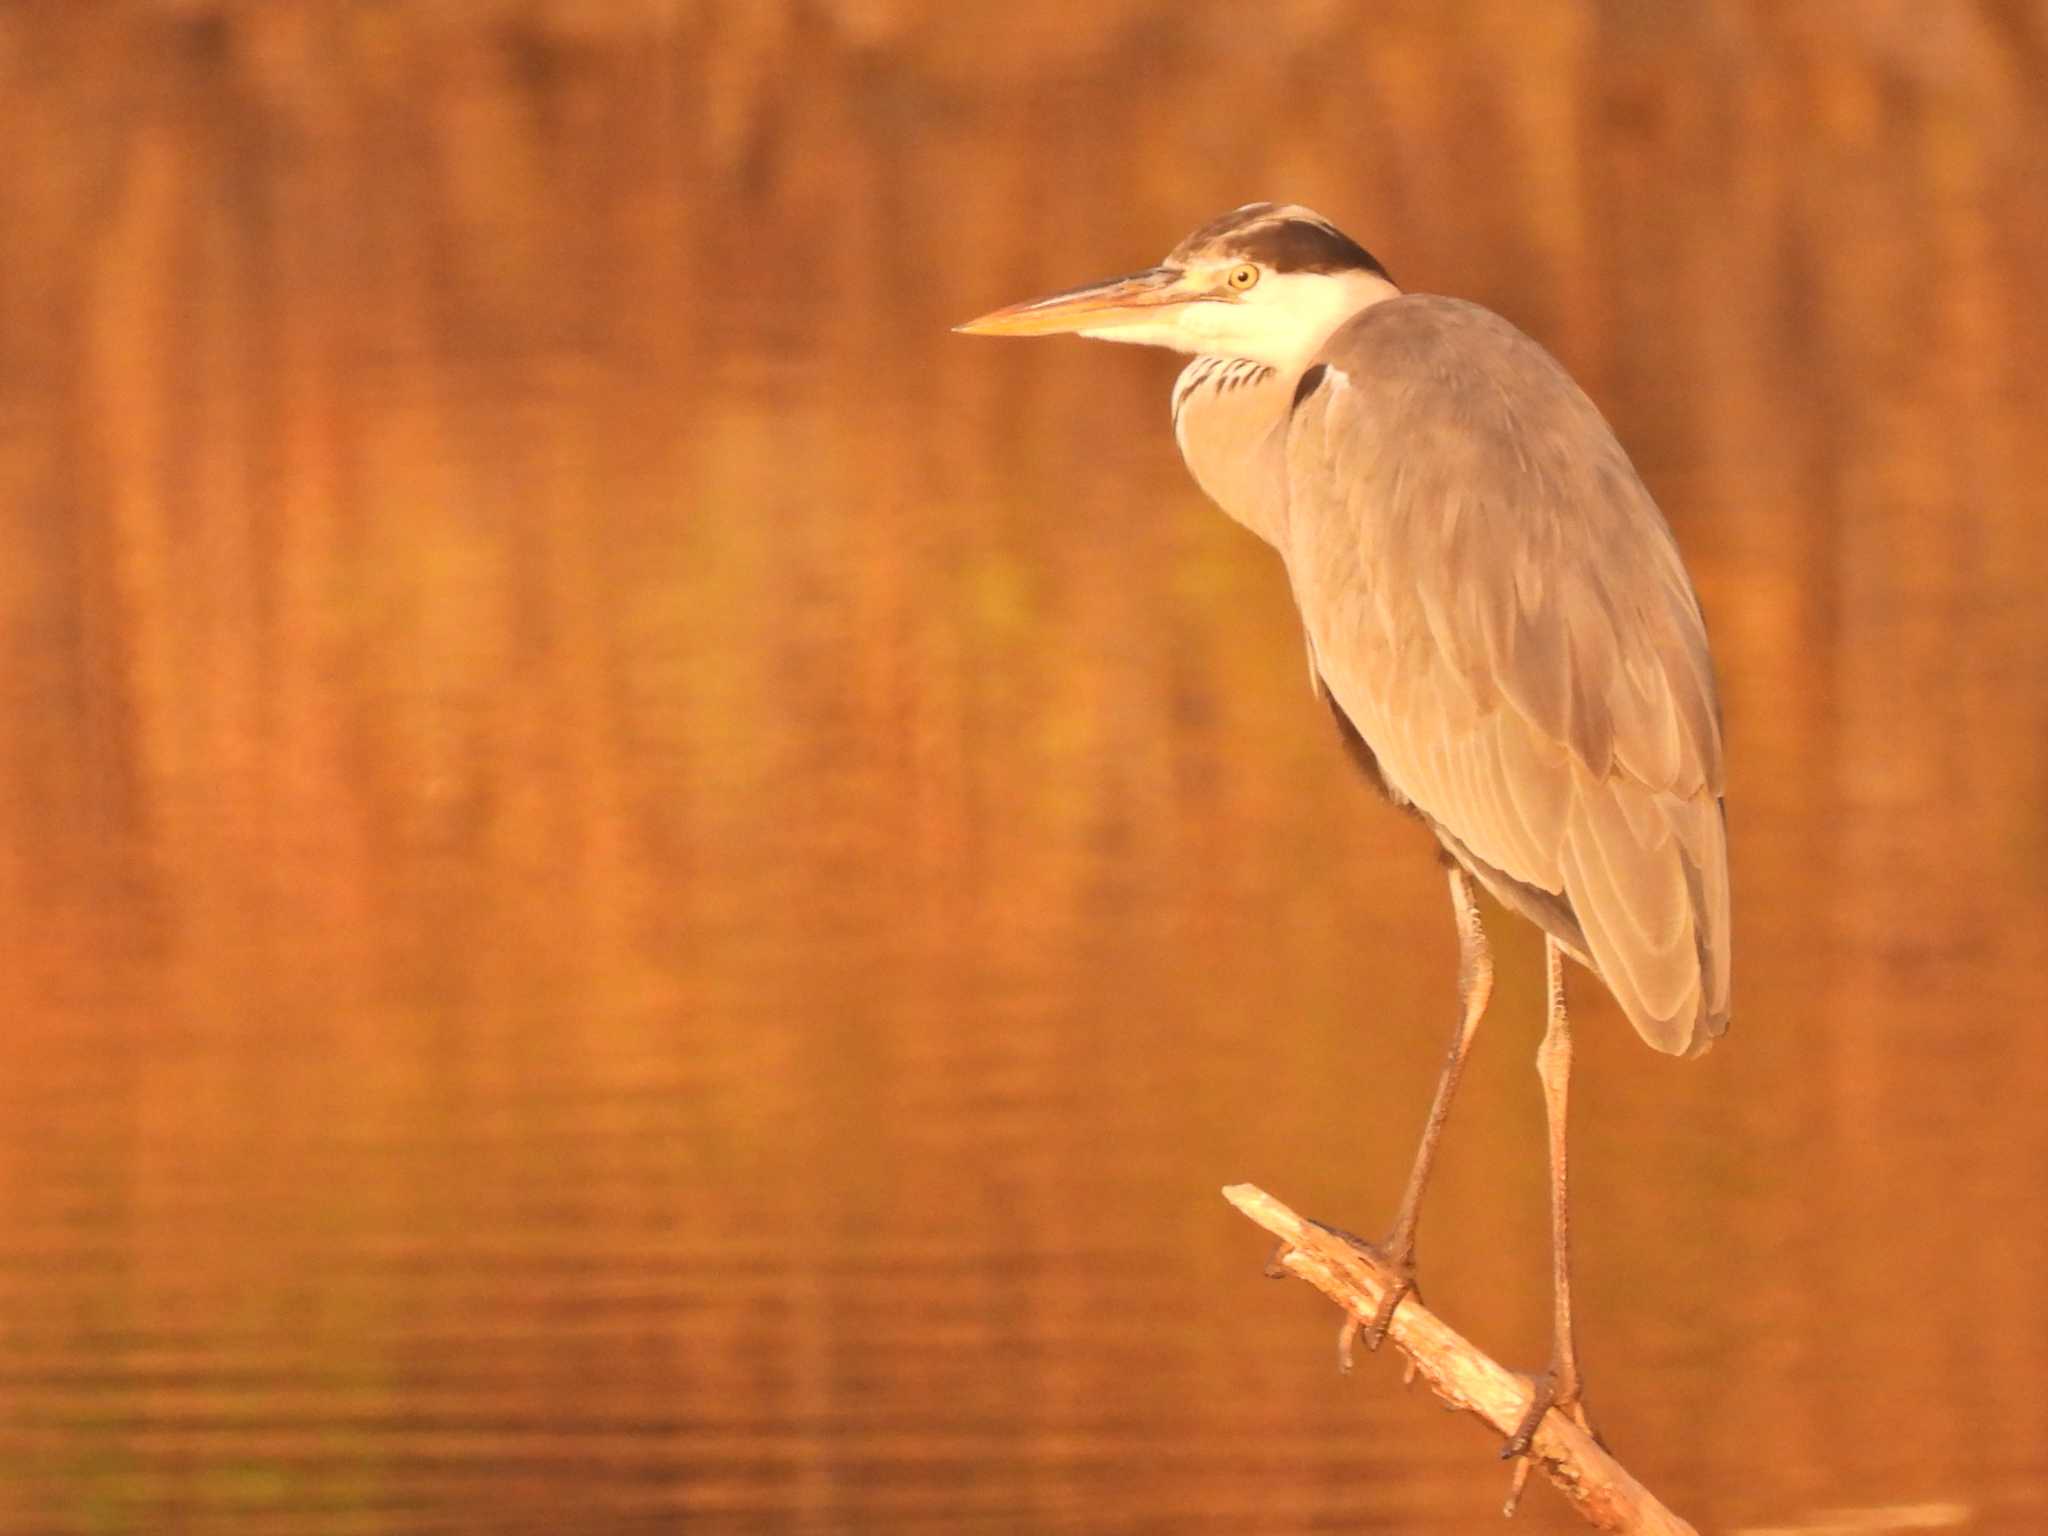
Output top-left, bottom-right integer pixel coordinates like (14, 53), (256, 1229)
(1286, 297), (1730, 1054)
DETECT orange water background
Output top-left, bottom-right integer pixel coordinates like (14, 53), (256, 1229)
(1, 4), (2045, 1533)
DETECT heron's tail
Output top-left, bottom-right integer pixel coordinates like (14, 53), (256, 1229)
(1557, 782), (1730, 1057)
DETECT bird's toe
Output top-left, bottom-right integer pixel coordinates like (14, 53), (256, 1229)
(1317, 1224), (1421, 1365)
(1499, 1366), (1597, 1514)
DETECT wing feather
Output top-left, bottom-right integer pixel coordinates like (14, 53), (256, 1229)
(1286, 297), (1730, 1053)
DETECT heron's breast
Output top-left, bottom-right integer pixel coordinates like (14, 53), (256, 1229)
(1171, 357), (1291, 548)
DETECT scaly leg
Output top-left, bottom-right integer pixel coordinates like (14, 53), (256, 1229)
(1503, 937), (1593, 1472)
(1342, 865), (1493, 1351)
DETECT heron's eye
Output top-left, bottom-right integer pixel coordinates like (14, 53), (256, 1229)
(1227, 263), (1260, 292)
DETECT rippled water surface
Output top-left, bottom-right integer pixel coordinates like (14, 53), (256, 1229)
(2, 4), (2046, 1533)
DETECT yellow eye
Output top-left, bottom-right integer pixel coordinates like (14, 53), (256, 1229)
(1227, 263), (1260, 291)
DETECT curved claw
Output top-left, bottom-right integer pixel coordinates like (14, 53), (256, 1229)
(1500, 1370), (1593, 1517)
(1500, 1367), (1595, 1461)
(1330, 1231), (1419, 1361)
(1359, 1269), (1414, 1351)
(1500, 1377), (1554, 1462)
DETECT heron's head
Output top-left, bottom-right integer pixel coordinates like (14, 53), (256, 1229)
(956, 203), (1397, 372)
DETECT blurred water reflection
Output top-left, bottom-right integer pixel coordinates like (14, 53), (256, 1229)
(1, 3), (2046, 1533)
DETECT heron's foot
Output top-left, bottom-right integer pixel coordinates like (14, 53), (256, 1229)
(1325, 1226), (1419, 1361)
(1500, 1361), (1593, 1460)
(1498, 1364), (1594, 1516)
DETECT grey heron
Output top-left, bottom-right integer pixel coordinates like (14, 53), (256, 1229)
(957, 203), (1730, 1459)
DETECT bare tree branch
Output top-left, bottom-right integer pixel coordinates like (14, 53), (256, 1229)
(1224, 1184), (1699, 1536)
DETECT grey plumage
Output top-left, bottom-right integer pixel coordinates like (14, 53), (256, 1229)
(1286, 298), (1729, 1055)
(959, 200), (1731, 1057)
(956, 206), (1733, 1457)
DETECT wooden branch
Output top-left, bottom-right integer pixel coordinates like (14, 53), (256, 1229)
(1224, 1184), (1698, 1536)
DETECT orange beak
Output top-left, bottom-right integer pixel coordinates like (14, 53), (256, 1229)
(953, 266), (1196, 338)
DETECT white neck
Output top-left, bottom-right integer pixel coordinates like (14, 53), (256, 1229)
(1166, 271), (1402, 548)
(1172, 358), (1294, 548)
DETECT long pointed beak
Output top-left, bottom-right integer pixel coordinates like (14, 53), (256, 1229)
(953, 266), (1196, 338)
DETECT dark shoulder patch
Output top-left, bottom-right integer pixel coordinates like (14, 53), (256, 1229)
(1231, 219), (1389, 278)
(1291, 363), (1328, 412)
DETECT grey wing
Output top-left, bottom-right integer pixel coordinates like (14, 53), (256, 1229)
(1286, 297), (1730, 1055)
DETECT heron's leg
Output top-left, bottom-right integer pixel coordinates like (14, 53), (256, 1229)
(1343, 865), (1493, 1351)
(1502, 937), (1593, 1469)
